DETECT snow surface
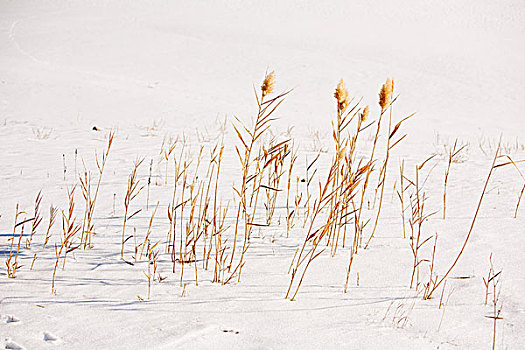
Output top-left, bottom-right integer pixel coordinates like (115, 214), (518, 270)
(1, 0), (525, 348)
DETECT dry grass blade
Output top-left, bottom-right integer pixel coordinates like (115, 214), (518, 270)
(425, 136), (502, 300)
(43, 205), (59, 247)
(443, 139), (466, 219)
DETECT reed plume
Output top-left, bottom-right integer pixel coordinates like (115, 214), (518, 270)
(261, 71), (275, 98)
(334, 79), (350, 112)
(379, 78), (393, 111)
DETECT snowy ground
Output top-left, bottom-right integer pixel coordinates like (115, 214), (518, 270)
(1, 1), (525, 349)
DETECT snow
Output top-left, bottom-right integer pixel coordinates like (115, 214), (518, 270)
(1, 0), (524, 348)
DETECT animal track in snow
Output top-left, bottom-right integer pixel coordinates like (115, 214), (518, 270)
(43, 331), (60, 343)
(3, 315), (21, 324)
(4, 337), (25, 350)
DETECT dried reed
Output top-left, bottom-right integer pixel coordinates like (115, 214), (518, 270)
(6, 204), (30, 278)
(52, 186), (81, 294)
(26, 190), (43, 248)
(408, 156), (437, 290)
(286, 145), (298, 237)
(227, 71), (290, 283)
(43, 205), (58, 248)
(365, 80), (413, 248)
(483, 254), (502, 350)
(121, 158), (144, 261)
(443, 139), (466, 219)
(80, 131), (115, 249)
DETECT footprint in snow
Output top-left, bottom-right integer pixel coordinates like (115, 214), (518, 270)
(43, 332), (60, 343)
(3, 315), (21, 324)
(4, 338), (25, 350)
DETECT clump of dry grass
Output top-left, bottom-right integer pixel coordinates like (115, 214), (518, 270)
(79, 130), (115, 249)
(142, 240), (162, 300)
(6, 204), (31, 278)
(52, 186), (81, 294)
(203, 144), (227, 266)
(354, 80), (390, 247)
(161, 136), (231, 287)
(327, 78), (362, 256)
(227, 70), (290, 283)
(138, 202), (159, 261)
(163, 137), (178, 185)
(285, 144), (298, 237)
(199, 142), (231, 284)
(121, 158), (145, 261)
(482, 254), (503, 350)
(178, 146), (204, 286)
(155, 135), (179, 186)
(303, 153), (320, 227)
(212, 205), (230, 284)
(422, 234), (438, 299)
(382, 295), (418, 329)
(286, 163), (340, 300)
(407, 155), (437, 290)
(26, 190), (43, 248)
(365, 79), (413, 248)
(286, 78), (373, 299)
(285, 77), (413, 299)
(479, 135), (525, 157)
(32, 127), (53, 140)
(166, 137), (188, 255)
(262, 139), (290, 225)
(342, 107), (375, 291)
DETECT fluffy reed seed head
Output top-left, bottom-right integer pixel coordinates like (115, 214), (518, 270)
(379, 78), (393, 111)
(334, 79), (350, 112)
(360, 105), (369, 122)
(261, 71), (275, 98)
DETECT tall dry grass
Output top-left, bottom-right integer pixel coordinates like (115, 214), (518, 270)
(227, 71), (291, 283)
